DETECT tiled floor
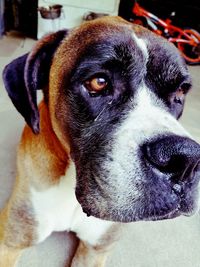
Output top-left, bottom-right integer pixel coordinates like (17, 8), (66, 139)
(0, 34), (200, 267)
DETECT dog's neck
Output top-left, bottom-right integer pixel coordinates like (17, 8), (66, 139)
(39, 101), (68, 161)
(19, 101), (70, 188)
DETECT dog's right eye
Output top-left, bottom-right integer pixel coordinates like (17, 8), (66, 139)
(84, 76), (110, 96)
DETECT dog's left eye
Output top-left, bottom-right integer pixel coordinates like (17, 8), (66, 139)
(84, 76), (110, 96)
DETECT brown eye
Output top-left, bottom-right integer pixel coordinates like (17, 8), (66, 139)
(85, 77), (108, 93)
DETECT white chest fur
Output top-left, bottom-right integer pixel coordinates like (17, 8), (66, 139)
(31, 163), (114, 246)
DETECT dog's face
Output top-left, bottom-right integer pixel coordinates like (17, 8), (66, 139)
(3, 17), (200, 222)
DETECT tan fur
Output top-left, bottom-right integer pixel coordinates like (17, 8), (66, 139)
(19, 101), (69, 188)
(71, 241), (109, 267)
(0, 244), (22, 267)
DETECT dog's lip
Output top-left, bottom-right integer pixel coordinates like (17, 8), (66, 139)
(145, 209), (181, 222)
(82, 206), (182, 222)
(80, 199), (197, 222)
(145, 203), (197, 222)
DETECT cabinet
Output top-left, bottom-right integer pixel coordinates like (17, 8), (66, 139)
(4, 0), (38, 39)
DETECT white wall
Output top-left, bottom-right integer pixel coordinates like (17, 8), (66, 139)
(38, 0), (120, 38)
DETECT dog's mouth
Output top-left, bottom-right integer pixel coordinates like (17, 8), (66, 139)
(141, 200), (196, 222)
(75, 138), (200, 223)
(80, 195), (198, 222)
(78, 182), (199, 222)
(142, 177), (199, 222)
(136, 154), (200, 222)
(143, 208), (181, 221)
(77, 171), (200, 223)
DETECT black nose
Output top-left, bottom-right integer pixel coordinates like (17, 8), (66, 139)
(143, 135), (200, 180)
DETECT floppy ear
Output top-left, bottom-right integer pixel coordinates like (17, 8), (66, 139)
(3, 30), (68, 134)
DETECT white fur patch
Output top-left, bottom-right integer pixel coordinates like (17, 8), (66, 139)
(114, 85), (190, 145)
(112, 85), (191, 162)
(31, 163), (113, 246)
(132, 33), (148, 59)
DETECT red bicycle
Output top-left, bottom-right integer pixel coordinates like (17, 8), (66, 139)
(132, 2), (200, 65)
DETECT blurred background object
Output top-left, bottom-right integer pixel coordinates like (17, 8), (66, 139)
(3, 0), (38, 39)
(1, 0), (200, 39)
(0, 1), (5, 37)
(118, 0), (200, 32)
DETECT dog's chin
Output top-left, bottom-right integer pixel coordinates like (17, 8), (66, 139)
(79, 196), (198, 223)
(75, 172), (200, 223)
(144, 206), (198, 222)
(142, 208), (182, 222)
(81, 205), (197, 223)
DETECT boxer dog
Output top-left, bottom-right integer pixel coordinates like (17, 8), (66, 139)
(1, 16), (200, 267)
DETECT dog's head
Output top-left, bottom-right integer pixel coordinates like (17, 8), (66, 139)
(3, 17), (200, 222)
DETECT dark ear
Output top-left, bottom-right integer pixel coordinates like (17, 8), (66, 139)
(3, 30), (68, 134)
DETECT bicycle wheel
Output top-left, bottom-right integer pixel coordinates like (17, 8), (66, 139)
(177, 29), (200, 65)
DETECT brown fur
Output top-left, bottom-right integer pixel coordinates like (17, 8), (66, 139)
(19, 101), (69, 188)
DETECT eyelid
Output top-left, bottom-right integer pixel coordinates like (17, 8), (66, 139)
(178, 82), (192, 93)
(84, 72), (110, 81)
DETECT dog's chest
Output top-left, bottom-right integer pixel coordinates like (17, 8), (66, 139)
(31, 163), (113, 245)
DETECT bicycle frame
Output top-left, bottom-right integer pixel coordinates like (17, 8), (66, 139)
(132, 2), (200, 64)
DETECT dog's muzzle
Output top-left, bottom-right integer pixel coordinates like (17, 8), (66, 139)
(76, 134), (200, 222)
(142, 135), (200, 218)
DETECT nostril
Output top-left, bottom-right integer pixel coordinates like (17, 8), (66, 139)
(187, 160), (200, 179)
(144, 144), (188, 173)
